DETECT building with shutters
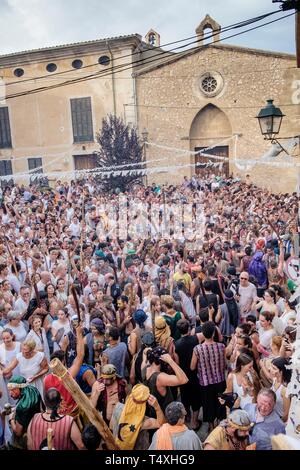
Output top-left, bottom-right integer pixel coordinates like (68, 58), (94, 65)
(0, 33), (158, 186)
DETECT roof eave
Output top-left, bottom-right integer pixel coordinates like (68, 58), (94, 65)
(0, 34), (142, 67)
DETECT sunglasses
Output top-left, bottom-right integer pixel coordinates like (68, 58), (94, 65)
(240, 277), (248, 280)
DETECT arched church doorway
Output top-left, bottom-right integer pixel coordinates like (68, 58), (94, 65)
(189, 104), (232, 177)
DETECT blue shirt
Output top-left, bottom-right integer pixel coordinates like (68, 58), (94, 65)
(244, 403), (286, 450)
(76, 364), (97, 394)
(103, 342), (128, 378)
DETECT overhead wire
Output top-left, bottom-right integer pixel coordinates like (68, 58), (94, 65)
(1, 9), (283, 88)
(2, 10), (295, 101)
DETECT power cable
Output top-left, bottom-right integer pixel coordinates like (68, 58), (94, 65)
(3, 11), (294, 100)
(2, 9), (282, 88)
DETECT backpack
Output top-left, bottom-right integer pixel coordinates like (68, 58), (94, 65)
(163, 311), (182, 340)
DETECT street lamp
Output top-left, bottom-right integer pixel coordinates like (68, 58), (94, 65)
(256, 99), (289, 154)
(256, 99), (285, 140)
(141, 128), (149, 186)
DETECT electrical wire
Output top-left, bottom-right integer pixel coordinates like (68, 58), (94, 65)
(3, 10), (295, 101)
(3, 10), (293, 98)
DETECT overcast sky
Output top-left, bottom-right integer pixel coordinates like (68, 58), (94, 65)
(0, 0), (296, 56)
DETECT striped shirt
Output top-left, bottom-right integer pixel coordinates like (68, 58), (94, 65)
(29, 413), (76, 450)
(194, 342), (226, 386)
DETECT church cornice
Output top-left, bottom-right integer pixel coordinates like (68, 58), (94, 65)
(133, 43), (296, 77)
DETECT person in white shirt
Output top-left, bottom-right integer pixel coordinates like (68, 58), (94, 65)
(14, 286), (31, 317)
(83, 271), (105, 299)
(45, 248), (59, 273)
(26, 314), (50, 361)
(53, 263), (71, 287)
(7, 267), (21, 295)
(51, 308), (71, 351)
(6, 311), (28, 343)
(36, 271), (52, 293)
(66, 203), (75, 223)
(144, 256), (160, 282)
(272, 298), (297, 336)
(237, 272), (257, 320)
(69, 216), (81, 238)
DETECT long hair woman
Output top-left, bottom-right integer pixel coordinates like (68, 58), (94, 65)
(270, 357), (291, 422)
(224, 353), (260, 410)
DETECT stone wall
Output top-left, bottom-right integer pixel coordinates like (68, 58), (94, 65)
(136, 44), (299, 193)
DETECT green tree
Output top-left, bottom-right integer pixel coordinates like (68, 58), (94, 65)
(95, 114), (144, 192)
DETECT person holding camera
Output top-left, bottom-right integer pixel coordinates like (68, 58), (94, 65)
(279, 326), (296, 360)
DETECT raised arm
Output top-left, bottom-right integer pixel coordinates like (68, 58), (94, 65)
(68, 325), (85, 378)
(157, 353), (188, 387)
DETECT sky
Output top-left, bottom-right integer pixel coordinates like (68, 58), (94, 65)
(0, 0), (296, 56)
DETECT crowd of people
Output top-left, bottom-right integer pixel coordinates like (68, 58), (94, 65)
(0, 172), (298, 451)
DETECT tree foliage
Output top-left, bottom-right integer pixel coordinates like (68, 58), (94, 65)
(95, 114), (144, 192)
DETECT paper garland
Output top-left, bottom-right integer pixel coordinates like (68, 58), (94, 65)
(0, 134), (299, 181)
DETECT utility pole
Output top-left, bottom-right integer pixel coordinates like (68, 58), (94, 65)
(273, 0), (300, 67)
(297, 5), (300, 67)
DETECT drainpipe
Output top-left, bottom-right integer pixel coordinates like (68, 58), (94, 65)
(106, 40), (117, 116)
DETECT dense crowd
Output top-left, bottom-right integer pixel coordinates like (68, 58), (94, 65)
(0, 172), (298, 451)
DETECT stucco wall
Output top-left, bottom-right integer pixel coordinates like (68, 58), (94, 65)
(0, 42), (138, 183)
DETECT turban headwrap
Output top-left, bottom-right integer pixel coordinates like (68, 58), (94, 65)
(115, 384), (150, 450)
(8, 376), (42, 430)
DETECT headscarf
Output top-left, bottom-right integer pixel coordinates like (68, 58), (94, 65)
(133, 309), (148, 329)
(100, 364), (117, 380)
(115, 384), (150, 450)
(248, 251), (268, 287)
(224, 409), (253, 431)
(155, 316), (172, 349)
(7, 376), (42, 430)
(91, 318), (105, 334)
(256, 239), (265, 251)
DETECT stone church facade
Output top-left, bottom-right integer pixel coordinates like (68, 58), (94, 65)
(135, 16), (299, 193)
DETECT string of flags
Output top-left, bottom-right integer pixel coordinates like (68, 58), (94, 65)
(0, 134), (298, 181)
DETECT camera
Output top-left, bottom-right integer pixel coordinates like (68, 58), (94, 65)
(218, 392), (238, 409)
(2, 403), (13, 416)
